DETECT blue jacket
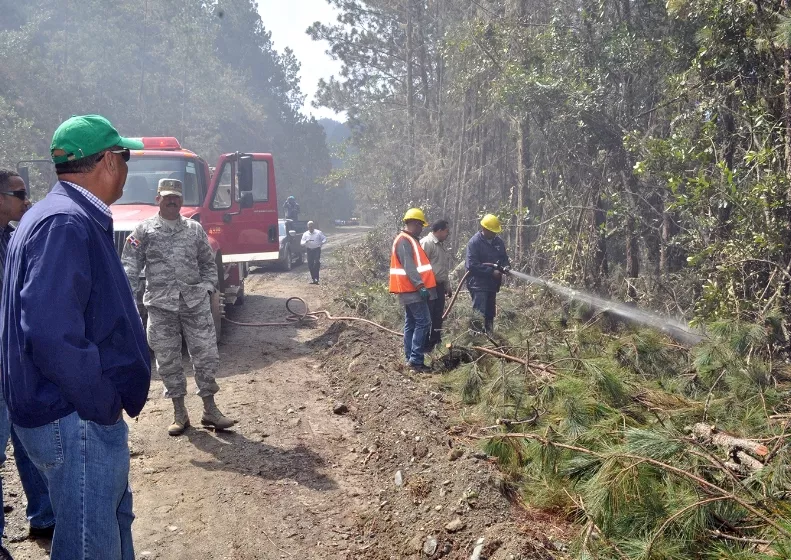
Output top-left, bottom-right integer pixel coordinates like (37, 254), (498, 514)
(465, 231), (510, 293)
(1, 182), (151, 428)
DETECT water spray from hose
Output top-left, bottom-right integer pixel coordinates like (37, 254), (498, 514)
(229, 269), (704, 346)
(504, 269), (704, 345)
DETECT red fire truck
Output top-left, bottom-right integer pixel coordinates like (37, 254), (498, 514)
(109, 137), (281, 339)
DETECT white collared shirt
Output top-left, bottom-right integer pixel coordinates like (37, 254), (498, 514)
(301, 229), (327, 249)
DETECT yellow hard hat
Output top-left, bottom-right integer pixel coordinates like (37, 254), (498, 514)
(480, 214), (502, 233)
(403, 208), (428, 227)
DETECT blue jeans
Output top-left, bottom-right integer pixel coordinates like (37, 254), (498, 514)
(0, 394), (54, 540)
(15, 412), (135, 560)
(404, 300), (432, 366)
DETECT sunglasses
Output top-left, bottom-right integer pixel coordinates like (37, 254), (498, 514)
(109, 149), (131, 162)
(97, 149), (131, 163)
(0, 191), (29, 201)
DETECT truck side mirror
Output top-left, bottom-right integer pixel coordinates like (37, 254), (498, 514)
(17, 166), (30, 192)
(239, 191), (253, 209)
(238, 155), (253, 193)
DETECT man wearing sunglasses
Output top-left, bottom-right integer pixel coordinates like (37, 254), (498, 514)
(1, 115), (151, 560)
(0, 171), (54, 559)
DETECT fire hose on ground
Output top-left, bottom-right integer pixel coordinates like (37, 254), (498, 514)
(221, 271), (541, 366)
(222, 271), (471, 336)
(222, 271), (540, 369)
(223, 296), (403, 336)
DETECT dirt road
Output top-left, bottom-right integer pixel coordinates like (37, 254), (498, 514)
(3, 226), (563, 560)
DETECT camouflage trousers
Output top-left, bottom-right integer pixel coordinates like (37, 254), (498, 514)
(147, 296), (220, 399)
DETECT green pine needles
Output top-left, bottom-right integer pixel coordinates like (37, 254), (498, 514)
(445, 297), (791, 559)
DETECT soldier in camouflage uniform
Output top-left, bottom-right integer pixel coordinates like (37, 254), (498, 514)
(122, 178), (235, 436)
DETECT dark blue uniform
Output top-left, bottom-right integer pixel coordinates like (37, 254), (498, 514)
(465, 231), (510, 332)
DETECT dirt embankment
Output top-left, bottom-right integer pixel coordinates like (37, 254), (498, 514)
(3, 227), (568, 560)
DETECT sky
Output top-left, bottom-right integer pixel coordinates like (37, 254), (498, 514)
(256, 0), (344, 122)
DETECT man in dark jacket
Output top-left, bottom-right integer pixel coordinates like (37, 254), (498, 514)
(465, 214), (511, 333)
(0, 170), (54, 559)
(1, 115), (151, 560)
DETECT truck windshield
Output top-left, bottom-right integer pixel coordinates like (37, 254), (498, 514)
(115, 156), (202, 206)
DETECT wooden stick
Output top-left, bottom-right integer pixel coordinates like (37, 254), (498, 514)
(692, 423), (769, 458)
(447, 343), (555, 374)
(725, 451), (765, 475)
(708, 529), (771, 546)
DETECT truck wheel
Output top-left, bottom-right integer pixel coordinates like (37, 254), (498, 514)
(210, 290), (222, 342)
(297, 250), (304, 265)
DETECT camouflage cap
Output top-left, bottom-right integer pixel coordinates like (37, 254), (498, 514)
(157, 178), (183, 198)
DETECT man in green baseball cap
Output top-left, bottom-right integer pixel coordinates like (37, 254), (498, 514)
(50, 114), (143, 206)
(2, 114), (152, 559)
(51, 114), (143, 163)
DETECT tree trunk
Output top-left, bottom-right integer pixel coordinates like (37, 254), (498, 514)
(406, 0), (415, 184)
(625, 215), (639, 298)
(475, 119), (483, 204)
(452, 94), (469, 232)
(660, 205), (671, 276)
(592, 189), (608, 284)
(786, 53), (791, 193)
(138, 0), (148, 119)
(516, 118), (531, 263)
(416, 0), (431, 125)
(784, 0), (791, 194)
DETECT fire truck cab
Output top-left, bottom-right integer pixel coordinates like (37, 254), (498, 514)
(110, 137), (280, 340)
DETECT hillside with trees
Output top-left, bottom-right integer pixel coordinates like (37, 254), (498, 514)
(310, 0), (791, 322)
(308, 0), (791, 557)
(0, 0), (342, 223)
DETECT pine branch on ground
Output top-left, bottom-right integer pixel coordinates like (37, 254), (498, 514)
(438, 293), (791, 559)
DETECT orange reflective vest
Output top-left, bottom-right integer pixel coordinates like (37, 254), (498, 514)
(389, 232), (437, 293)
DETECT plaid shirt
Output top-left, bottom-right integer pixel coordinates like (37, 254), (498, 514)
(60, 181), (112, 218)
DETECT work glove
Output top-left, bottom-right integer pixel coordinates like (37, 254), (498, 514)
(419, 287), (430, 300)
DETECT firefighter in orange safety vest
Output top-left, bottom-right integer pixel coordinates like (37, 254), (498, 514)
(389, 208), (437, 372)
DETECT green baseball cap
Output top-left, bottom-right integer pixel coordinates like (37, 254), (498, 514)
(50, 115), (144, 164)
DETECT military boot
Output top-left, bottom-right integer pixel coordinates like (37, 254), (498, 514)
(201, 395), (235, 430)
(168, 397), (190, 436)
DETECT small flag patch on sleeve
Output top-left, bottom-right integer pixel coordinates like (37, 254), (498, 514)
(126, 235), (140, 248)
